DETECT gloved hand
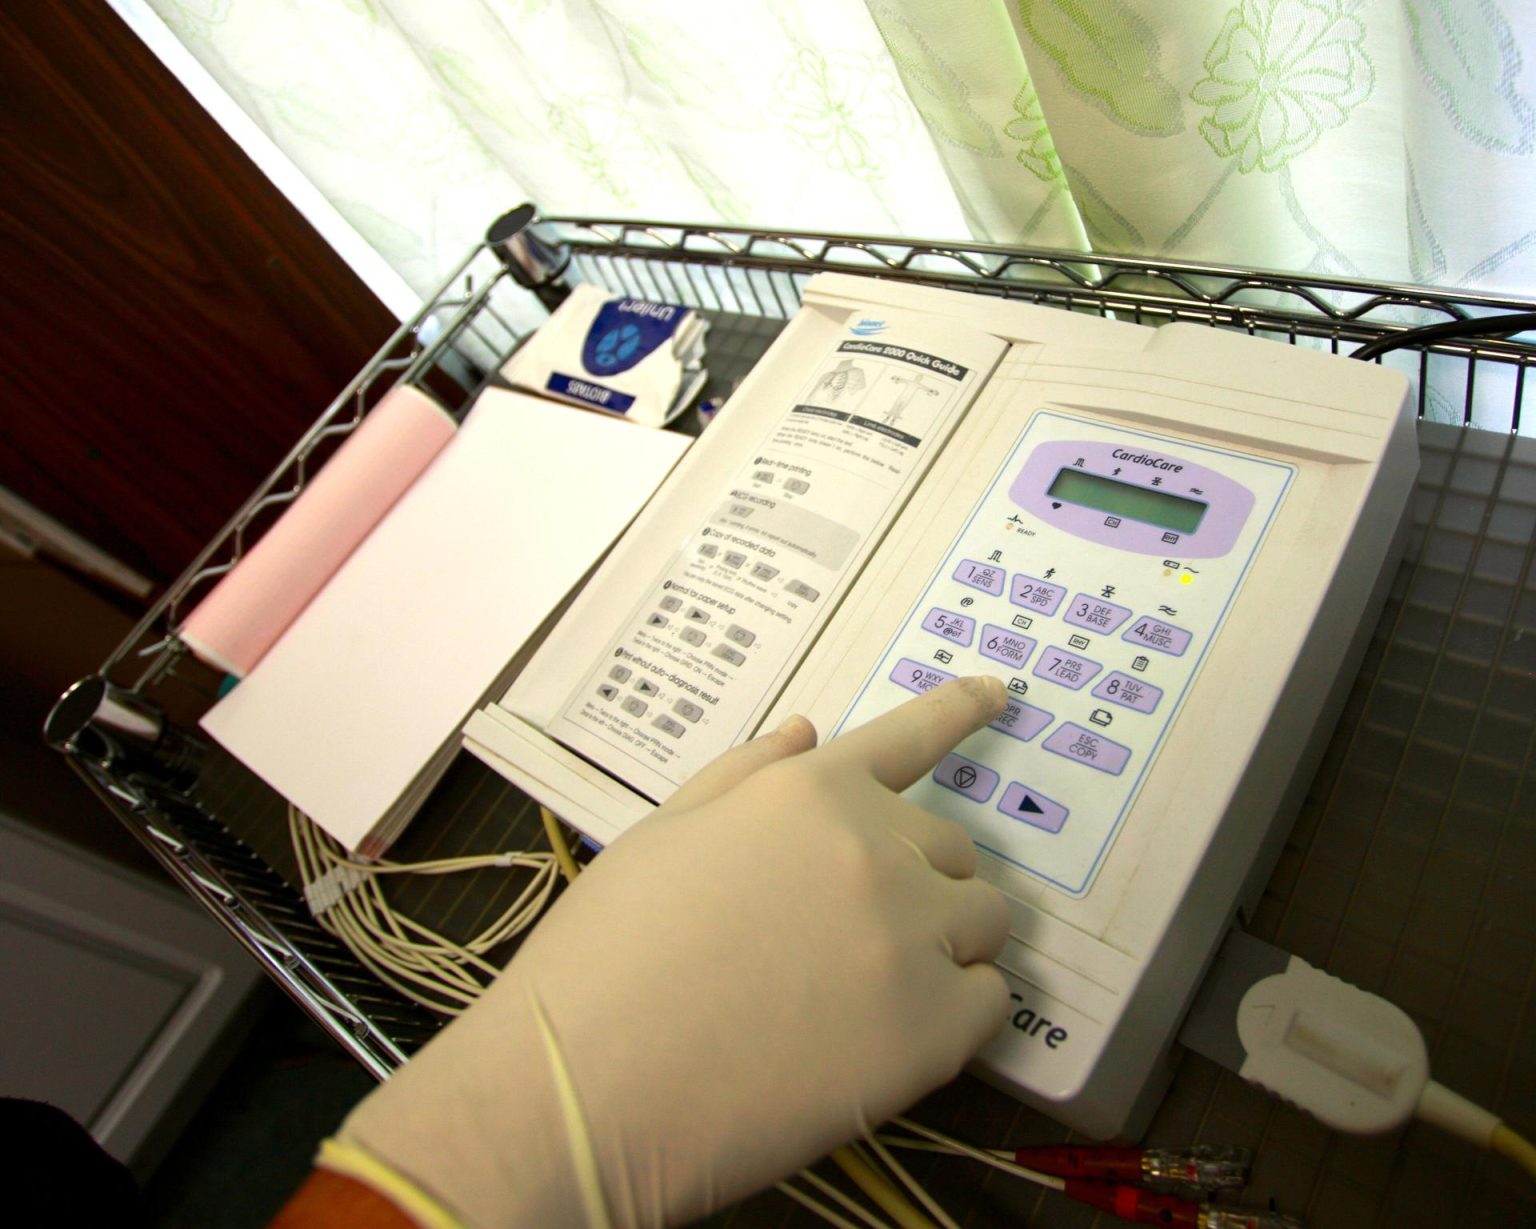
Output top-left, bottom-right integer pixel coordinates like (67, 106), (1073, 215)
(332, 675), (1011, 1228)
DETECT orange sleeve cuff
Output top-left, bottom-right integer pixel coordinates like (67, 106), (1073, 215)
(270, 1168), (425, 1229)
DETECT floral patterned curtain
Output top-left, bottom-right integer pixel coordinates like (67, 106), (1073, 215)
(878, 0), (1536, 294)
(146, 0), (1536, 299)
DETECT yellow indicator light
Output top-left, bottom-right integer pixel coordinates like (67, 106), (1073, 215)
(1180, 573), (1194, 585)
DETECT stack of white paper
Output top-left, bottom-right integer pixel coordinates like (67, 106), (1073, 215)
(200, 388), (691, 856)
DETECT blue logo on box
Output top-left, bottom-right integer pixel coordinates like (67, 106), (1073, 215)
(580, 298), (689, 375)
(849, 318), (887, 336)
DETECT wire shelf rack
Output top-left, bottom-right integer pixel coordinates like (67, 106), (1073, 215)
(50, 212), (1536, 1227)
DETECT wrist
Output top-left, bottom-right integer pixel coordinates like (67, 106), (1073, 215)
(270, 1165), (434, 1229)
(335, 970), (598, 1229)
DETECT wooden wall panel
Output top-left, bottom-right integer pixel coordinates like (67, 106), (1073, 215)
(0, 2), (398, 587)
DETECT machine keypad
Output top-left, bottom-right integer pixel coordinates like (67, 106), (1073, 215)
(922, 607), (976, 646)
(1042, 723), (1131, 775)
(1033, 647), (1103, 691)
(933, 753), (999, 803)
(1062, 594), (1132, 635)
(979, 625), (1036, 669)
(1122, 617), (1192, 656)
(1009, 574), (1067, 616)
(1091, 671), (1162, 714)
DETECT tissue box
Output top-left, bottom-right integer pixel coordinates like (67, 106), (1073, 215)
(501, 284), (708, 428)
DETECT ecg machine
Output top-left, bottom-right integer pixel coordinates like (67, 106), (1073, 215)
(466, 273), (1419, 1138)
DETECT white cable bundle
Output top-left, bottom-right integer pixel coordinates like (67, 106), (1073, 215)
(289, 805), (561, 1015)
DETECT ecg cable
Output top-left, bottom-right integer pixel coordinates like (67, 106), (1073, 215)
(289, 804), (562, 1016)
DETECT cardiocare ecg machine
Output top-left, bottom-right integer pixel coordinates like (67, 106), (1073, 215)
(468, 273), (1419, 1141)
(766, 277), (1419, 1139)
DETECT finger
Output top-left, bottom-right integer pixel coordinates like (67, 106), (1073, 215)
(901, 961), (1011, 1100)
(817, 676), (1005, 792)
(947, 962), (1011, 1056)
(659, 714), (818, 813)
(883, 795), (978, 879)
(935, 877), (1011, 966)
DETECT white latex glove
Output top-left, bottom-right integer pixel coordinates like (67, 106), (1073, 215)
(333, 675), (1011, 1228)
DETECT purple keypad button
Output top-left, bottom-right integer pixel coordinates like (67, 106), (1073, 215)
(1062, 593), (1133, 635)
(1091, 671), (1163, 714)
(1122, 617), (1192, 656)
(987, 699), (1052, 742)
(921, 607), (976, 646)
(1043, 723), (1131, 775)
(891, 657), (956, 695)
(933, 753), (999, 803)
(1032, 646), (1103, 691)
(997, 782), (1069, 833)
(1009, 574), (1066, 616)
(953, 559), (1005, 596)
(978, 624), (1036, 669)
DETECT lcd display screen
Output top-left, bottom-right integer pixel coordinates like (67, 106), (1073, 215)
(1047, 468), (1208, 533)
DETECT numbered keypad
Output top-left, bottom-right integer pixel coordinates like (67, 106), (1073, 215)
(1009, 574), (1066, 616)
(1091, 671), (1162, 714)
(1033, 647), (1103, 691)
(1062, 594), (1132, 635)
(922, 607), (976, 646)
(879, 550), (1203, 854)
(979, 625), (1035, 669)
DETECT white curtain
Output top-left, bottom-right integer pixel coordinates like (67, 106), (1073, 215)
(148, 0), (1536, 300)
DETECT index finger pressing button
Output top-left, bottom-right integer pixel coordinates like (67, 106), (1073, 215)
(822, 676), (1007, 793)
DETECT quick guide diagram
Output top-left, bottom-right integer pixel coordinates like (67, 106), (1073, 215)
(546, 323), (1006, 797)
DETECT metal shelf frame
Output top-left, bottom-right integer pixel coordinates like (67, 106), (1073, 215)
(54, 211), (1536, 1092)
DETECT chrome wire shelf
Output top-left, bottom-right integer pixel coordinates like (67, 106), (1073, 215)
(544, 215), (1536, 366)
(50, 215), (1536, 1226)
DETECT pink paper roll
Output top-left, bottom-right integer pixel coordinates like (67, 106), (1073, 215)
(179, 384), (457, 677)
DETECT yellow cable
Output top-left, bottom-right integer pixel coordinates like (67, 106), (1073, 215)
(527, 985), (613, 1229)
(829, 1146), (937, 1229)
(1492, 1124), (1536, 1181)
(861, 1136), (957, 1229)
(541, 805), (583, 884)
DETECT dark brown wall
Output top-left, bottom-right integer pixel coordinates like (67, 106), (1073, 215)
(0, 2), (397, 588)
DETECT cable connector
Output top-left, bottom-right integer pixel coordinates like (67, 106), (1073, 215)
(1180, 929), (1536, 1184)
(1062, 1180), (1303, 1227)
(1181, 929), (1431, 1135)
(1199, 1210), (1306, 1229)
(1144, 1145), (1251, 1192)
(1011, 1144), (1249, 1191)
(303, 861), (369, 916)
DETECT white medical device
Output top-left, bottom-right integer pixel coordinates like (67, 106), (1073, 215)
(466, 274), (1418, 1139)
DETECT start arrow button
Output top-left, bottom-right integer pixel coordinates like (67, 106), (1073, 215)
(997, 782), (1068, 833)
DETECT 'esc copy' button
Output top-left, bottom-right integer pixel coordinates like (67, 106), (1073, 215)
(1042, 723), (1131, 775)
(997, 782), (1068, 833)
(933, 753), (998, 803)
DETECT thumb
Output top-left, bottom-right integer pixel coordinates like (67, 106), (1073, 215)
(657, 715), (817, 814)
